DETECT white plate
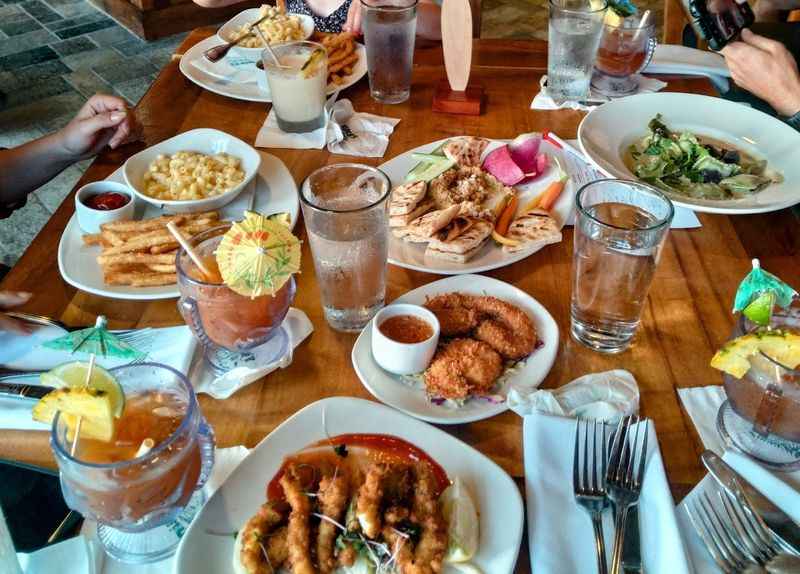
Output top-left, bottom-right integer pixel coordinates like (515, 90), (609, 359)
(217, 9), (315, 59)
(352, 274), (559, 424)
(380, 138), (575, 275)
(123, 128), (261, 213)
(578, 92), (800, 214)
(58, 152), (299, 300)
(173, 397), (524, 574)
(179, 35), (367, 103)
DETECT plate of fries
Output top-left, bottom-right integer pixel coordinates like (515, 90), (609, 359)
(58, 152), (299, 300)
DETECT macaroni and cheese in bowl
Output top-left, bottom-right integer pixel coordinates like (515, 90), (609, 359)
(123, 129), (261, 214)
(218, 6), (314, 58)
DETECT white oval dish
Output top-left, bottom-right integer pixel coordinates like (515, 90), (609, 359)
(371, 303), (440, 375)
(217, 8), (314, 59)
(123, 128), (261, 214)
(74, 181), (135, 233)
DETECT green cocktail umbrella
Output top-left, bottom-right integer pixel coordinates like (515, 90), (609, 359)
(43, 316), (144, 360)
(733, 259), (798, 326)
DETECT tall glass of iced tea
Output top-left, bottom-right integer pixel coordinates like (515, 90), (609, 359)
(51, 362), (215, 563)
(592, 15), (656, 96)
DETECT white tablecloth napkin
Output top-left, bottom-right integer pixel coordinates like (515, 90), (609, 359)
(191, 53), (258, 84)
(524, 413), (692, 574)
(531, 74), (668, 112)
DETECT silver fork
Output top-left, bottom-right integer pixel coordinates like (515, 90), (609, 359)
(606, 415), (649, 574)
(573, 418), (610, 574)
(686, 487), (782, 573)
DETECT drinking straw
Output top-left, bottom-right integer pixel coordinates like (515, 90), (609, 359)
(70, 354), (96, 456)
(632, 10), (652, 42)
(135, 438), (155, 458)
(166, 222), (214, 280)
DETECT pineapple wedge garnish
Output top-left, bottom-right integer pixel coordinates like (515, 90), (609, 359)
(710, 329), (800, 378)
(32, 387), (115, 442)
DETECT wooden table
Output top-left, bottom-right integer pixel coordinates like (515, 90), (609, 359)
(3, 29), (799, 570)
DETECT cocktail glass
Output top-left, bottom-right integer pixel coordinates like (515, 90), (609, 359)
(547, 0), (607, 104)
(51, 362), (215, 563)
(300, 163), (391, 332)
(592, 15), (657, 96)
(263, 41), (328, 133)
(361, 0), (418, 104)
(176, 224), (296, 372)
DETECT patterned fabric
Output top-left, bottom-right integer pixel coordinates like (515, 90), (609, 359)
(286, 0), (352, 32)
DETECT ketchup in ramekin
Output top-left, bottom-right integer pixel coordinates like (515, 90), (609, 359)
(84, 192), (130, 211)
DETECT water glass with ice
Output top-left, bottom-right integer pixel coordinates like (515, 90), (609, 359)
(571, 179), (674, 353)
(361, 0), (417, 104)
(548, 0), (607, 104)
(300, 164), (391, 332)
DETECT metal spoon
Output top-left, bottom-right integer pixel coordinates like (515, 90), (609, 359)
(203, 15), (271, 63)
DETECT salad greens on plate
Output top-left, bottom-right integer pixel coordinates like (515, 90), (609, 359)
(627, 115), (783, 200)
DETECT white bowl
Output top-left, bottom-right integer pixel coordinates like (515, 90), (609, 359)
(123, 128), (261, 214)
(218, 9), (314, 60)
(371, 303), (440, 375)
(74, 181), (136, 233)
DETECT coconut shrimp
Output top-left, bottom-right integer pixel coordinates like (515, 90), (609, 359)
(424, 293), (480, 337)
(356, 463), (389, 538)
(316, 468), (350, 573)
(239, 502), (290, 574)
(470, 295), (537, 360)
(424, 338), (503, 399)
(280, 467), (315, 574)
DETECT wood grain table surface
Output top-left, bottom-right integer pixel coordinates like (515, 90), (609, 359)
(3, 29), (799, 571)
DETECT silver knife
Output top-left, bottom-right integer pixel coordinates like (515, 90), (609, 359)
(701, 450), (800, 554)
(622, 505), (643, 574)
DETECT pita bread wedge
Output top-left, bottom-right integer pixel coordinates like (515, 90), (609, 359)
(394, 205), (460, 242)
(389, 181), (427, 216)
(502, 210), (562, 253)
(442, 137), (490, 167)
(425, 218), (493, 263)
(389, 199), (434, 227)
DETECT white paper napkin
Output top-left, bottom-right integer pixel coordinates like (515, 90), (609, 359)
(190, 53), (259, 84)
(189, 308), (314, 399)
(508, 369), (639, 422)
(531, 74), (668, 112)
(524, 413), (693, 574)
(255, 98), (400, 157)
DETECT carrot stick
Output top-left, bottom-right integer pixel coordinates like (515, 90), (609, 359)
(494, 195), (518, 236)
(538, 175), (568, 212)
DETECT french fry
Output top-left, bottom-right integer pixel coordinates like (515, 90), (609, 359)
(147, 264), (177, 274)
(82, 233), (104, 246)
(329, 53), (359, 75)
(328, 43), (355, 65)
(101, 230), (125, 247)
(150, 243), (179, 254)
(99, 211), (219, 233)
(97, 253), (177, 266)
(330, 74), (343, 85)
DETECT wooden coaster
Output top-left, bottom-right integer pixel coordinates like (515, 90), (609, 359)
(432, 80), (485, 115)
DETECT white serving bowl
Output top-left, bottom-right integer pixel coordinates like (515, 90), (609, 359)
(217, 8), (314, 60)
(123, 128), (261, 214)
(371, 303), (440, 376)
(74, 181), (136, 233)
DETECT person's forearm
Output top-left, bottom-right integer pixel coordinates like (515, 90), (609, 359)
(416, 1), (442, 41)
(0, 132), (73, 204)
(192, 0), (243, 8)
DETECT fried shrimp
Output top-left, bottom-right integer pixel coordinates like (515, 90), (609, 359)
(316, 469), (350, 573)
(356, 463), (388, 539)
(470, 295), (537, 359)
(424, 338), (503, 399)
(424, 293), (480, 337)
(280, 468), (315, 574)
(239, 501), (290, 574)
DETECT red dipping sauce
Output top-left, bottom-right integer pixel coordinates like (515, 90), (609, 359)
(84, 192), (129, 211)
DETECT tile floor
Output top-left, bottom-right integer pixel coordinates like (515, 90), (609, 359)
(0, 0), (665, 268)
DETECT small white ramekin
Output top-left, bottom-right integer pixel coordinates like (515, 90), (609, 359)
(74, 181), (136, 234)
(371, 303), (440, 375)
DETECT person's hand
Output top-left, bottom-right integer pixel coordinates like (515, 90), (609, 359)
(721, 29), (800, 117)
(56, 94), (142, 161)
(0, 291), (31, 334)
(343, 0), (363, 35)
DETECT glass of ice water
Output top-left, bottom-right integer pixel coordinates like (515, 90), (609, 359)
(300, 164), (391, 332)
(548, 0), (607, 104)
(361, 0), (418, 104)
(571, 179), (674, 353)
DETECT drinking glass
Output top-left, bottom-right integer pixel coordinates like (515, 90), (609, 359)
(301, 163), (391, 332)
(592, 16), (657, 96)
(548, 0), (607, 104)
(571, 179), (674, 353)
(51, 363), (215, 563)
(263, 41), (327, 133)
(361, 0), (418, 104)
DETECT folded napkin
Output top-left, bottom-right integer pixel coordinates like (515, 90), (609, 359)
(524, 413), (692, 574)
(255, 97), (400, 157)
(189, 308), (314, 399)
(191, 53), (259, 84)
(0, 326), (195, 431)
(509, 369), (639, 422)
(531, 74), (668, 112)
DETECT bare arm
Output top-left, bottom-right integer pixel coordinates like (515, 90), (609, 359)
(0, 135), (75, 205)
(191, 0), (244, 8)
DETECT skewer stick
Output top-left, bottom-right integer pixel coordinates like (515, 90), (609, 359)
(166, 222), (214, 280)
(70, 354), (96, 457)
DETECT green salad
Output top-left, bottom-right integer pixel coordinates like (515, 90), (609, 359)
(626, 115), (783, 200)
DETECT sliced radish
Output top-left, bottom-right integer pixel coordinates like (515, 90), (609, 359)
(483, 145), (525, 185)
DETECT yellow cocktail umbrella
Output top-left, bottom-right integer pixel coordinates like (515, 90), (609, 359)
(216, 211), (301, 297)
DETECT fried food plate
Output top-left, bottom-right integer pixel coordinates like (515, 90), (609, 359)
(173, 397), (524, 574)
(381, 137), (575, 275)
(352, 274), (559, 424)
(58, 152), (299, 300)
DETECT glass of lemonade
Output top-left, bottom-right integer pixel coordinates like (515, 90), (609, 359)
(301, 164), (391, 332)
(51, 363), (215, 563)
(571, 179), (674, 353)
(263, 41), (328, 133)
(592, 14), (656, 96)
